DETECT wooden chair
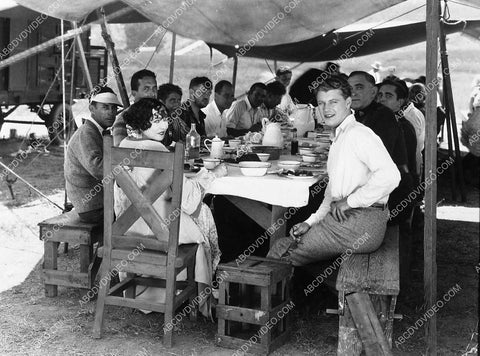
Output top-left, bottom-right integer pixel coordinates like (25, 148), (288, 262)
(92, 134), (198, 347)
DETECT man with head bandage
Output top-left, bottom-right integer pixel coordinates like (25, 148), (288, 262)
(64, 86), (122, 223)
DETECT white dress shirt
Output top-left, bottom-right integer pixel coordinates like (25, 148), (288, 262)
(226, 97), (267, 131)
(202, 100), (228, 137)
(305, 113), (400, 226)
(403, 102), (425, 175)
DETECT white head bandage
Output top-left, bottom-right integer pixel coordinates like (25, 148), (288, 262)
(90, 92), (122, 106)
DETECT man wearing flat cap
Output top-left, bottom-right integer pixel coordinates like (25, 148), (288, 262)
(64, 86), (122, 223)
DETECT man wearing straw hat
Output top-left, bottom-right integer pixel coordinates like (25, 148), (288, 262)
(64, 87), (122, 223)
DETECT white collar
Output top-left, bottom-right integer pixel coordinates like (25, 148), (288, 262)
(333, 112), (356, 141)
(245, 97), (253, 111)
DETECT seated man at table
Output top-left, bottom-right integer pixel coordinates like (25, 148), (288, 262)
(226, 82), (267, 137)
(157, 82), (188, 144)
(65, 87), (122, 223)
(262, 81), (290, 125)
(268, 75), (400, 265)
(178, 76), (212, 138)
(203, 80), (234, 138)
(112, 69), (157, 146)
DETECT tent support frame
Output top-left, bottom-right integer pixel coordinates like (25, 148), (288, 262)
(425, 0), (439, 355)
(97, 8), (130, 108)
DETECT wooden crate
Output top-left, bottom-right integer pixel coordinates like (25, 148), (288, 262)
(215, 256), (293, 355)
(38, 210), (102, 297)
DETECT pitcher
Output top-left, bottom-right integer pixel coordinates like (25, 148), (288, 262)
(204, 135), (224, 159)
(261, 118), (283, 148)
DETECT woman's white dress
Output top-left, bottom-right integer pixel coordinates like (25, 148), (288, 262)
(114, 138), (221, 316)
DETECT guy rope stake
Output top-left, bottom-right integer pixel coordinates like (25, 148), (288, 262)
(0, 160), (63, 210)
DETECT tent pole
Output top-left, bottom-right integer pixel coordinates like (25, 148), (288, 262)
(232, 53), (238, 95)
(72, 22), (93, 91)
(97, 8), (130, 108)
(274, 60), (278, 73)
(61, 19), (68, 211)
(69, 31), (77, 108)
(169, 32), (176, 83)
(438, 16), (467, 202)
(425, 0), (439, 355)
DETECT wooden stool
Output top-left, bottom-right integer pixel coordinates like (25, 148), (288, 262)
(331, 225), (400, 356)
(38, 210), (102, 297)
(215, 256), (293, 355)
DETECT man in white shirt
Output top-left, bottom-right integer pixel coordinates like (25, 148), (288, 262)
(203, 80), (234, 138)
(226, 82), (267, 137)
(268, 75), (400, 265)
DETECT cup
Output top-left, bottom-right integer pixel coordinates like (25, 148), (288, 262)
(203, 158), (220, 170)
(229, 139), (241, 148)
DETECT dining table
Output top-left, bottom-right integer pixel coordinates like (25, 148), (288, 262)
(203, 153), (327, 248)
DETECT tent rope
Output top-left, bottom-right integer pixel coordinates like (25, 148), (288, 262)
(0, 160), (63, 210)
(449, 0), (480, 10)
(144, 28), (167, 69)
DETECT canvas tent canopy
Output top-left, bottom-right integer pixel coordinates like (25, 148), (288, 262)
(11, 0), (405, 45)
(6, 0), (480, 62)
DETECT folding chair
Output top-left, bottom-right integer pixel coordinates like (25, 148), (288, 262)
(93, 133), (198, 347)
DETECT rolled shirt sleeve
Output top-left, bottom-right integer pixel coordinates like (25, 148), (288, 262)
(305, 183), (332, 226)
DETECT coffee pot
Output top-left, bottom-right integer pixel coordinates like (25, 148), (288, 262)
(204, 135), (225, 159)
(261, 118), (283, 148)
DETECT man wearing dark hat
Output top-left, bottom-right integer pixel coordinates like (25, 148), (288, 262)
(64, 87), (122, 223)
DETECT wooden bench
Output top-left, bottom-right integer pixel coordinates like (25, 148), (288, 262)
(331, 225), (400, 356)
(38, 210), (102, 297)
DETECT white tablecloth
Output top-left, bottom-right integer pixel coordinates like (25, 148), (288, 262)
(206, 160), (323, 208)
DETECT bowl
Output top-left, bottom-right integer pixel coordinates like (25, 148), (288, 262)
(203, 158), (221, 170)
(256, 153), (270, 162)
(278, 160), (301, 171)
(315, 140), (330, 151)
(250, 146), (282, 160)
(238, 161), (271, 177)
(229, 139), (241, 148)
(302, 153), (319, 163)
(299, 147), (315, 155)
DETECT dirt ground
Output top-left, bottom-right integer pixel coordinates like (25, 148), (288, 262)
(0, 137), (478, 356)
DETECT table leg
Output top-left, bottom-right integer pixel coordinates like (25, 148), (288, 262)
(223, 196), (288, 248)
(269, 206), (287, 248)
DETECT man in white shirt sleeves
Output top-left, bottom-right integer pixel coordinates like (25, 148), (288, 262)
(268, 75), (401, 265)
(203, 80), (234, 138)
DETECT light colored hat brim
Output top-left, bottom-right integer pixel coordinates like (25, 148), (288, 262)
(91, 92), (123, 106)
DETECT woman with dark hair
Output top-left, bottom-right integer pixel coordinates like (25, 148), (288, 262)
(115, 98), (227, 317)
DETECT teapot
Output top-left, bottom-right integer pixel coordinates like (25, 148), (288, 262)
(261, 118), (283, 148)
(204, 135), (225, 159)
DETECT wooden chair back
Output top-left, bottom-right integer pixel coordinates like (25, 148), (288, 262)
(103, 133), (184, 262)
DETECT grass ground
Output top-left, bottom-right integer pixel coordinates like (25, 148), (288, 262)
(0, 28), (478, 356)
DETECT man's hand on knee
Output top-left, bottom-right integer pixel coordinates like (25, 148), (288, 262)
(290, 222), (310, 243)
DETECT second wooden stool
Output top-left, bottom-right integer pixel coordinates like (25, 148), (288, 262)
(216, 256), (293, 355)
